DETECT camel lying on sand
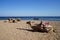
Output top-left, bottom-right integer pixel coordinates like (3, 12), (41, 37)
(8, 18), (17, 23)
(26, 21), (54, 32)
(27, 21), (42, 31)
(4, 18), (21, 23)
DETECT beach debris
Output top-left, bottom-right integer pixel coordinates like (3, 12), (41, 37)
(26, 21), (54, 32)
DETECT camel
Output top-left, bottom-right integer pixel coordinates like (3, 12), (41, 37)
(7, 18), (17, 23)
(4, 18), (12, 23)
(4, 18), (21, 23)
(16, 18), (21, 22)
(26, 21), (46, 32)
(26, 21), (54, 32)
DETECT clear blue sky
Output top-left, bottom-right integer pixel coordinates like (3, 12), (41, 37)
(0, 0), (60, 16)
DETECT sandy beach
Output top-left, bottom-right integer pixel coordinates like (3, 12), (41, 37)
(0, 20), (60, 40)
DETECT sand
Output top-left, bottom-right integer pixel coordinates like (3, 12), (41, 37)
(0, 20), (60, 40)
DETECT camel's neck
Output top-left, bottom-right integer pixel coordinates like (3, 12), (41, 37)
(29, 23), (32, 26)
(28, 22), (32, 27)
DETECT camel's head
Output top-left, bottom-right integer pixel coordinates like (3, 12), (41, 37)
(26, 21), (31, 26)
(26, 21), (31, 24)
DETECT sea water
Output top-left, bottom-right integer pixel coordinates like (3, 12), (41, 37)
(0, 16), (60, 21)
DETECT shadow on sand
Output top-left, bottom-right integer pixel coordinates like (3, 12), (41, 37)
(16, 28), (46, 33)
